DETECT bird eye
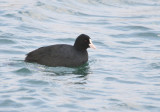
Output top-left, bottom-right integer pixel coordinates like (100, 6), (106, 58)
(84, 40), (87, 42)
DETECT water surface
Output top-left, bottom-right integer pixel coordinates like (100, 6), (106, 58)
(0, 0), (160, 112)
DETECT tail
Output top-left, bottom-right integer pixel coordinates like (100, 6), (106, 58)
(24, 52), (36, 62)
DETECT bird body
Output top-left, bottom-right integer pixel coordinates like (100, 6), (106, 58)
(25, 34), (95, 67)
(25, 44), (88, 67)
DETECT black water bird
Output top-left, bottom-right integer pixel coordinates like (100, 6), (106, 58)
(25, 34), (96, 67)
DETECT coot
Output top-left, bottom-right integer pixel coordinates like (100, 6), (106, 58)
(25, 34), (96, 67)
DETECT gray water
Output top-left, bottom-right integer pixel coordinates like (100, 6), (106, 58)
(0, 0), (160, 112)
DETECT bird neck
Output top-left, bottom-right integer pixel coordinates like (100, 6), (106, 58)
(74, 44), (87, 51)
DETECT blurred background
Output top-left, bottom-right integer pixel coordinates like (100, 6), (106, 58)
(0, 0), (160, 112)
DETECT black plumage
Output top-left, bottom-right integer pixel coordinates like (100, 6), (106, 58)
(25, 34), (96, 67)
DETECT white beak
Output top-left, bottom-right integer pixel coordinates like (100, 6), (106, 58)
(89, 39), (96, 49)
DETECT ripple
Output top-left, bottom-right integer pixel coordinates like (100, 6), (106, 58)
(127, 56), (144, 60)
(18, 96), (35, 101)
(0, 99), (24, 108)
(105, 77), (144, 84)
(143, 105), (159, 111)
(136, 32), (159, 38)
(150, 63), (160, 69)
(94, 41), (109, 48)
(26, 61), (90, 76)
(0, 39), (16, 44)
(0, 33), (14, 38)
(14, 68), (32, 75)
(116, 40), (142, 45)
(125, 25), (152, 30)
(144, 97), (160, 101)
(111, 32), (159, 39)
(19, 79), (49, 86)
(109, 25), (151, 31)
(3, 13), (22, 21)
(15, 24), (47, 33)
(30, 99), (45, 106)
(108, 98), (121, 102)
(58, 103), (81, 109)
(0, 49), (25, 54)
(54, 38), (74, 43)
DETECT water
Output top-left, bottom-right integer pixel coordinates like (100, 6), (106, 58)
(0, 0), (160, 112)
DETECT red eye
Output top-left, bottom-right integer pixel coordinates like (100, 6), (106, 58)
(84, 40), (87, 42)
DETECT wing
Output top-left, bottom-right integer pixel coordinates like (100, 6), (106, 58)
(25, 45), (74, 66)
